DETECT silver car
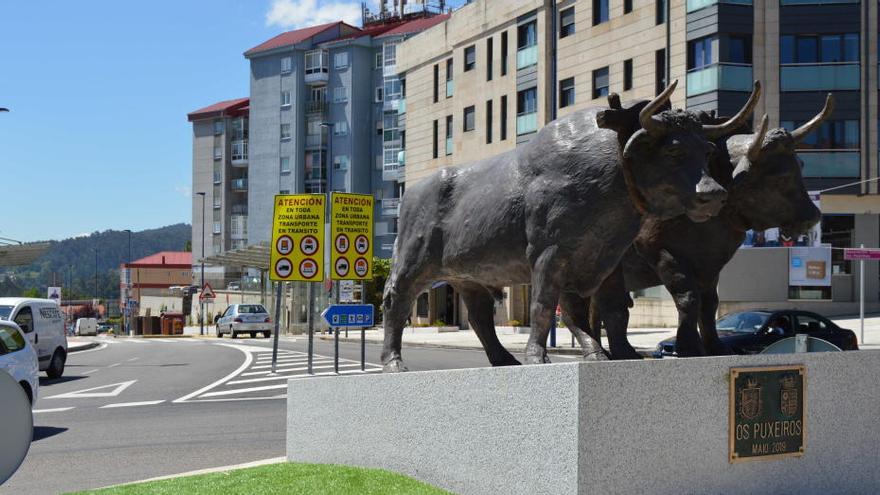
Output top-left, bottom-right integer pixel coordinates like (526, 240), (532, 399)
(216, 304), (272, 339)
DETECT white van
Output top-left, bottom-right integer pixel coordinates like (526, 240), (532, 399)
(75, 317), (97, 336)
(0, 298), (69, 378)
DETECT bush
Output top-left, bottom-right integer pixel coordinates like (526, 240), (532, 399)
(431, 319), (447, 327)
(508, 319), (522, 327)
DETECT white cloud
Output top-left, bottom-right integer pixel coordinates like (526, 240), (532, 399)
(175, 185), (192, 198)
(265, 0), (365, 29)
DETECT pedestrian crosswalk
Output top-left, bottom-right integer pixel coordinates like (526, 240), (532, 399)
(175, 346), (382, 403)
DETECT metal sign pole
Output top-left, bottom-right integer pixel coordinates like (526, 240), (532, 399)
(271, 281), (282, 374)
(860, 243), (865, 345)
(307, 282), (315, 375)
(334, 327), (340, 374)
(361, 327), (366, 371)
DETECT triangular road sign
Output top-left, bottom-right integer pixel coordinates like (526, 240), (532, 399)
(200, 283), (216, 301)
(45, 380), (137, 399)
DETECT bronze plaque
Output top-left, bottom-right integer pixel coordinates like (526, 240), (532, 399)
(729, 365), (805, 463)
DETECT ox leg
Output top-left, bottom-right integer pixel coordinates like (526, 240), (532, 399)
(698, 286), (733, 356)
(459, 283), (521, 366)
(593, 267), (641, 360)
(558, 292), (608, 361)
(586, 297), (602, 342)
(655, 250), (705, 358)
(525, 249), (562, 365)
(381, 258), (434, 372)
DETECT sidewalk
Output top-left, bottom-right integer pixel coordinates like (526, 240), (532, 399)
(67, 338), (100, 353)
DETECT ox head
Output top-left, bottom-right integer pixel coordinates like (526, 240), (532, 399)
(725, 95), (832, 237)
(620, 81), (760, 222)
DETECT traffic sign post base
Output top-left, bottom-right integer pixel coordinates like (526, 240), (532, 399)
(307, 282), (315, 375)
(361, 327), (366, 371)
(334, 327), (340, 374)
(271, 281), (283, 374)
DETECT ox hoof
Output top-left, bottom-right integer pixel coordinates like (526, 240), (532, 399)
(583, 350), (609, 362)
(491, 355), (522, 367)
(382, 359), (409, 373)
(706, 342), (735, 356)
(609, 346), (643, 360)
(524, 353), (551, 365)
(675, 342), (707, 358)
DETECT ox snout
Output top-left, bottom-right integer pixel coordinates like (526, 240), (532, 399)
(781, 201), (822, 239)
(686, 176), (727, 223)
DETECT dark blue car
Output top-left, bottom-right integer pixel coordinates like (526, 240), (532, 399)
(653, 309), (859, 357)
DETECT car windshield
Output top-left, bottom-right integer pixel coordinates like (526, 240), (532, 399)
(0, 305), (13, 320)
(716, 311), (770, 333)
(238, 305), (267, 314)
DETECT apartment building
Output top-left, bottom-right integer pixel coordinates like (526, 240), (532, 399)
(398, 0), (880, 327)
(187, 98), (250, 286)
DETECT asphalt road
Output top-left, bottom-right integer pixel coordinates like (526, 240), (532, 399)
(2, 335), (576, 494)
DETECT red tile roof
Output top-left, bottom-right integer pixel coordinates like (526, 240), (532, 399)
(244, 21), (358, 57)
(376, 14), (450, 38)
(128, 251), (192, 268)
(187, 98), (249, 121)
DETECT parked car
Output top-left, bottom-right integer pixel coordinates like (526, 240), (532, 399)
(227, 281), (241, 291)
(0, 297), (69, 378)
(96, 322), (113, 333)
(0, 320), (39, 404)
(653, 309), (859, 358)
(216, 304), (272, 339)
(75, 317), (98, 336)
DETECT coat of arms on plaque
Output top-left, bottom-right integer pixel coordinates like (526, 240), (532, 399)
(739, 377), (762, 420)
(779, 374), (799, 417)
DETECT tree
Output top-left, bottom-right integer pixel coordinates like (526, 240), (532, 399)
(184, 240), (192, 252)
(21, 287), (41, 298)
(364, 257), (392, 321)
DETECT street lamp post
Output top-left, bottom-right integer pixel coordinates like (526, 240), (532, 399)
(320, 122), (336, 335)
(94, 248), (98, 306)
(124, 229), (132, 336)
(196, 192), (206, 335)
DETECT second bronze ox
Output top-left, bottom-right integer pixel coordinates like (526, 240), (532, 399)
(381, 79), (830, 371)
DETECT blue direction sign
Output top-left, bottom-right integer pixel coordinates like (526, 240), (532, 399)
(321, 304), (374, 327)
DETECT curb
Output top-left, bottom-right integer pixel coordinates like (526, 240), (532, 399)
(96, 457), (287, 489)
(67, 342), (100, 353)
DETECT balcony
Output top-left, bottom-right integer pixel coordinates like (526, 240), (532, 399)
(799, 151), (860, 178)
(213, 171), (222, 184)
(231, 139), (248, 165)
(230, 204), (248, 215)
(306, 100), (328, 116)
(398, 150), (405, 167)
(780, 63), (860, 92)
(686, 63), (753, 97)
(516, 45), (538, 70)
(305, 133), (326, 149)
(516, 112), (537, 135)
(398, 98), (406, 114)
(213, 148), (223, 160)
(230, 215), (248, 241)
(686, 0), (751, 12)
(230, 178), (248, 191)
(381, 198), (400, 217)
(383, 97), (401, 113)
(446, 79), (454, 98)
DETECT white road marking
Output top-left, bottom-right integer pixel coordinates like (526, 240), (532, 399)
(68, 343), (109, 354)
(100, 400), (165, 409)
(126, 357), (140, 362)
(199, 383), (288, 398)
(33, 407), (75, 413)
(227, 363), (366, 384)
(244, 359), (335, 372)
(45, 380), (137, 399)
(108, 363), (121, 368)
(173, 344), (253, 403)
(82, 369), (100, 375)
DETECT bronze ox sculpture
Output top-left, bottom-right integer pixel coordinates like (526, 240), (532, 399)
(381, 81), (759, 372)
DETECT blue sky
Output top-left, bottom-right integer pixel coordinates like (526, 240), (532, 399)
(0, 0), (415, 242)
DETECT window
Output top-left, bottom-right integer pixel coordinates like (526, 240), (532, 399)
(334, 52), (349, 69)
(281, 56), (292, 74)
(500, 94), (508, 140)
(517, 87), (538, 135)
(280, 123), (291, 139)
(13, 306), (33, 333)
(486, 99), (493, 144)
(780, 120), (859, 149)
(333, 87), (348, 103)
(464, 45), (476, 71)
(623, 59), (633, 90)
(281, 90), (291, 107)
(592, 67), (609, 99)
(305, 49), (328, 74)
(593, 0), (609, 25)
(0, 326), (25, 353)
(213, 161), (222, 183)
(433, 119), (439, 158)
(433, 64), (439, 102)
(486, 37), (493, 81)
(213, 146), (222, 159)
(383, 113), (400, 142)
(729, 36), (752, 64)
(781, 34), (858, 64)
(656, 0), (667, 24)
(559, 77), (575, 107)
(334, 155), (350, 170)
(384, 42), (398, 66)
(384, 77), (402, 100)
(446, 58), (454, 97)
(375, 52), (383, 68)
(445, 115), (453, 155)
(624, 0), (633, 14)
(688, 37), (714, 70)
(518, 21), (537, 50)
(463, 105), (475, 132)
(501, 31), (508, 76)
(334, 121), (348, 135)
(280, 157), (290, 174)
(655, 48), (667, 95)
(375, 86), (383, 102)
(560, 7), (575, 37)
(213, 120), (224, 135)
(279, 189), (290, 195)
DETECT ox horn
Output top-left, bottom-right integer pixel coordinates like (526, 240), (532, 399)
(748, 114), (769, 162)
(639, 79), (678, 134)
(792, 93), (835, 143)
(703, 81), (762, 139)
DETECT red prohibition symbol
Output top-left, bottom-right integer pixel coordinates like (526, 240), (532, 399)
(354, 235), (369, 255)
(300, 235), (319, 255)
(335, 257), (350, 277)
(299, 259), (318, 279)
(335, 234), (350, 254)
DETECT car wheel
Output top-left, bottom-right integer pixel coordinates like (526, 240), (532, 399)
(264, 331), (271, 339)
(47, 349), (66, 379)
(19, 382), (33, 404)
(216, 326), (222, 338)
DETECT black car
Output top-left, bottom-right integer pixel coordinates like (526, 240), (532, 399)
(653, 309), (859, 357)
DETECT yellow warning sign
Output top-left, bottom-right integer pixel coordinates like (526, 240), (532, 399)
(330, 192), (374, 280)
(270, 194), (325, 282)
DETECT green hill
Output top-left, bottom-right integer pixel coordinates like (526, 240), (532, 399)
(0, 223), (191, 300)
